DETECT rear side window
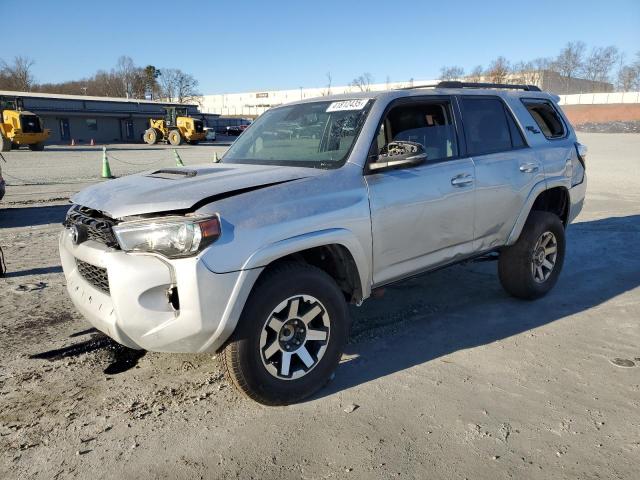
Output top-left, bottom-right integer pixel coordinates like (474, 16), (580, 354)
(460, 97), (518, 155)
(521, 99), (566, 139)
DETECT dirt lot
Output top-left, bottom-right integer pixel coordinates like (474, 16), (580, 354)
(1, 134), (639, 479)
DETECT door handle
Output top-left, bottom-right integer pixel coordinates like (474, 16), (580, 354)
(519, 163), (539, 173)
(451, 174), (474, 187)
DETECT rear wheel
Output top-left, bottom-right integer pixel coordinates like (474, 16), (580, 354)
(498, 211), (565, 300)
(223, 262), (350, 405)
(29, 142), (45, 151)
(168, 130), (182, 146)
(0, 135), (10, 152)
(143, 128), (158, 145)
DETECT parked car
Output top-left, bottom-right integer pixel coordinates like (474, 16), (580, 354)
(0, 161), (5, 201)
(60, 82), (587, 405)
(225, 124), (249, 136)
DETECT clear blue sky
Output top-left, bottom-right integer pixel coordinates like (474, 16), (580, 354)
(4, 0), (639, 93)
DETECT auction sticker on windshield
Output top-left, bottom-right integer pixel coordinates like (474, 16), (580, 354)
(326, 99), (369, 112)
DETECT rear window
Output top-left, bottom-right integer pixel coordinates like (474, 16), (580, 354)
(460, 97), (523, 155)
(521, 99), (565, 139)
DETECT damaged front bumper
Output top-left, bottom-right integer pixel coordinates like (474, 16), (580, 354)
(59, 228), (260, 353)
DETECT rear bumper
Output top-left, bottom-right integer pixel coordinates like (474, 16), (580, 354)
(59, 229), (261, 353)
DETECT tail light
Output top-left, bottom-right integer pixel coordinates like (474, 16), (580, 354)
(571, 142), (587, 186)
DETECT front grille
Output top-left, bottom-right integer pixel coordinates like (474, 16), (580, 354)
(76, 259), (110, 294)
(63, 205), (119, 248)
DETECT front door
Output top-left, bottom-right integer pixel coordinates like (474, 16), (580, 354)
(59, 118), (70, 142)
(366, 97), (476, 286)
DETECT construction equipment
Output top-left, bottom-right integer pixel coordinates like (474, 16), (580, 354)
(143, 106), (205, 146)
(0, 96), (51, 151)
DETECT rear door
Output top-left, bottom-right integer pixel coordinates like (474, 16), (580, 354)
(366, 96), (476, 285)
(458, 96), (543, 251)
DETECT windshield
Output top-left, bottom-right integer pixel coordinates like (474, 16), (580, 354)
(223, 99), (372, 169)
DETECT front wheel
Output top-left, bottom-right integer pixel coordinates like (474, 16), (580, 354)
(498, 211), (565, 300)
(29, 142), (45, 151)
(143, 128), (158, 145)
(223, 262), (350, 405)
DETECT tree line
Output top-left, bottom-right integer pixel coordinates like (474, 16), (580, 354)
(439, 41), (640, 92)
(0, 55), (201, 104)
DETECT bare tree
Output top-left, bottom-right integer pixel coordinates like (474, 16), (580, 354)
(616, 52), (640, 91)
(467, 65), (484, 82)
(554, 41), (586, 80)
(350, 73), (373, 92)
(321, 72), (332, 96)
(486, 57), (510, 83)
(0, 56), (36, 91)
(159, 68), (201, 104)
(583, 46), (619, 84)
(439, 66), (464, 81)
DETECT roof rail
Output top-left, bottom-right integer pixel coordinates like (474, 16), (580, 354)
(437, 81), (541, 91)
(398, 81), (541, 92)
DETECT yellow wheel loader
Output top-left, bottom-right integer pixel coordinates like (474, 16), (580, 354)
(0, 97), (50, 151)
(143, 106), (206, 146)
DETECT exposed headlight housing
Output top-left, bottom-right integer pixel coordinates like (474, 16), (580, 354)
(113, 215), (221, 258)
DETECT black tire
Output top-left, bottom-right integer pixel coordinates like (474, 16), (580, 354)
(0, 135), (10, 152)
(187, 140), (199, 145)
(498, 211), (565, 300)
(168, 130), (182, 146)
(143, 128), (158, 145)
(29, 142), (45, 151)
(223, 262), (350, 405)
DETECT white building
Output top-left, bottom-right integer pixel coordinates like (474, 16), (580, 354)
(200, 79), (436, 117)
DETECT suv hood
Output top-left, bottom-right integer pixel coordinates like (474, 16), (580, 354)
(71, 163), (323, 219)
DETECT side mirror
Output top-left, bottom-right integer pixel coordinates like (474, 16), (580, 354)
(368, 141), (427, 173)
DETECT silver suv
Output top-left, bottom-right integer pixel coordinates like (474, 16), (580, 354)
(60, 82), (587, 405)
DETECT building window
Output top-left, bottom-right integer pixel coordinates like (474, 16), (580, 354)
(86, 119), (98, 131)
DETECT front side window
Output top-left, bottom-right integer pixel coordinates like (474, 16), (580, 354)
(223, 99), (372, 169)
(374, 100), (459, 162)
(460, 97), (515, 156)
(521, 99), (565, 139)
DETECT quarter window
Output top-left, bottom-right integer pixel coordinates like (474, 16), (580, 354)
(460, 97), (516, 155)
(521, 99), (565, 139)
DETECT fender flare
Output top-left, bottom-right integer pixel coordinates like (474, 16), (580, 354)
(242, 227), (372, 300)
(506, 176), (571, 245)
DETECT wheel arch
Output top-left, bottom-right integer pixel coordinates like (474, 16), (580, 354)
(507, 179), (571, 245)
(241, 228), (371, 304)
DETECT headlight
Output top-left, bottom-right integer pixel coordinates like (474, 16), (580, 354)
(112, 215), (221, 258)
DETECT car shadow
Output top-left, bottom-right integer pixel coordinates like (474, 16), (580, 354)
(4, 266), (63, 278)
(0, 204), (68, 228)
(313, 214), (640, 401)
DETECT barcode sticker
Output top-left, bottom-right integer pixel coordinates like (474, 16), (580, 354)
(326, 99), (369, 112)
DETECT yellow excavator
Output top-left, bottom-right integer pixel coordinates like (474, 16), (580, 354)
(0, 96), (50, 151)
(143, 106), (206, 146)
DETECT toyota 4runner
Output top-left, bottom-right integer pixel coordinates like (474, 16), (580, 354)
(60, 82), (587, 405)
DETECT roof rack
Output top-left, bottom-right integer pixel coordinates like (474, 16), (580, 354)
(399, 81), (541, 92)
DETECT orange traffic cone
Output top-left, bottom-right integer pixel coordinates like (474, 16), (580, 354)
(90, 138), (95, 146)
(71, 139), (76, 146)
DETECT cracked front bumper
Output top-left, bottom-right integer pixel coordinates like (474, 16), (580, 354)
(59, 229), (260, 353)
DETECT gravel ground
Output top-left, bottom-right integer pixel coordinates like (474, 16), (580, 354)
(0, 133), (639, 479)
